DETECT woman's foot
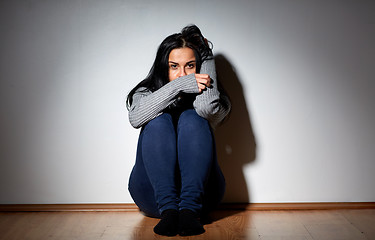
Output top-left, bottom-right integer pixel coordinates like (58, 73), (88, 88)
(178, 209), (205, 236)
(153, 209), (179, 236)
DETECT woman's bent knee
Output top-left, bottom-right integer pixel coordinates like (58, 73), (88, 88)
(143, 113), (174, 131)
(178, 109), (210, 132)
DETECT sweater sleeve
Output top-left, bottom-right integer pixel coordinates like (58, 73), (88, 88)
(193, 58), (231, 128)
(129, 73), (199, 128)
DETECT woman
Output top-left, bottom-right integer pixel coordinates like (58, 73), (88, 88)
(126, 25), (231, 236)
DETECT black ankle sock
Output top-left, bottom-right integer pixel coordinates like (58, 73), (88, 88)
(178, 209), (205, 236)
(153, 209), (179, 236)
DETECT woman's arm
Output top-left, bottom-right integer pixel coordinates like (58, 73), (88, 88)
(129, 74), (200, 128)
(193, 58), (231, 128)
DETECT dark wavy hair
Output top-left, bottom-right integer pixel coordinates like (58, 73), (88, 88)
(126, 25), (212, 109)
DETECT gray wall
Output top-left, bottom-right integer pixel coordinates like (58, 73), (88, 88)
(1, 0), (374, 204)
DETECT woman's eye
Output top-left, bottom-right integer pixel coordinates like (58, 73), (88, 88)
(170, 64), (178, 69)
(187, 63), (195, 69)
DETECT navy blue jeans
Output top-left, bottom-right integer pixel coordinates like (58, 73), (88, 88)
(128, 109), (225, 218)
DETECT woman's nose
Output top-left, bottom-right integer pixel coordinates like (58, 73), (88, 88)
(179, 68), (187, 77)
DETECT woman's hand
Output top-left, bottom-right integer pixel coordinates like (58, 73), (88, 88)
(195, 74), (211, 93)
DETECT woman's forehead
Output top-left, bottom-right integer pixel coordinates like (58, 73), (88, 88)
(168, 47), (196, 63)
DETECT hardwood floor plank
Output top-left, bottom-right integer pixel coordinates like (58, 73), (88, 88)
(250, 211), (313, 239)
(259, 237), (312, 240)
(294, 210), (349, 225)
(296, 210), (368, 240)
(206, 211), (260, 240)
(341, 209), (375, 240)
(1, 209), (374, 240)
(304, 223), (367, 240)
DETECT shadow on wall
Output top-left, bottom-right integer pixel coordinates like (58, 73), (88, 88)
(214, 54), (257, 203)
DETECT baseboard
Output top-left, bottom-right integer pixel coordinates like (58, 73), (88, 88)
(0, 204), (139, 212)
(1, 202), (375, 212)
(219, 202), (375, 210)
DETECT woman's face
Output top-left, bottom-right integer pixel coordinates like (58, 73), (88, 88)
(168, 47), (196, 81)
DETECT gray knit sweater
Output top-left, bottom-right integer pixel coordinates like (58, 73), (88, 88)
(128, 58), (231, 129)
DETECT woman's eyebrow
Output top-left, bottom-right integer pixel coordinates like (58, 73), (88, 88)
(168, 60), (196, 65)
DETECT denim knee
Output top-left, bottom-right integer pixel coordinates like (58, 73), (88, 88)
(177, 109), (210, 132)
(143, 113), (174, 133)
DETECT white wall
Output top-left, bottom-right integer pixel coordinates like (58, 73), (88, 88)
(1, 0), (374, 204)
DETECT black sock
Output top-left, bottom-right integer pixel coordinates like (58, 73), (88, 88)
(178, 209), (205, 236)
(153, 209), (179, 236)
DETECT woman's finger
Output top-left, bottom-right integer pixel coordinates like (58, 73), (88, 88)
(200, 79), (211, 88)
(196, 74), (211, 87)
(195, 73), (211, 93)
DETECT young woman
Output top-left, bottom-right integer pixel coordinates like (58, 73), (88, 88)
(126, 25), (231, 236)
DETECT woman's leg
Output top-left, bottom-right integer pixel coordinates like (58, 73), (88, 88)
(177, 109), (216, 213)
(176, 109), (226, 235)
(128, 113), (179, 217)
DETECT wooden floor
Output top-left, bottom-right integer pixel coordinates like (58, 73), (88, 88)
(1, 209), (374, 240)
